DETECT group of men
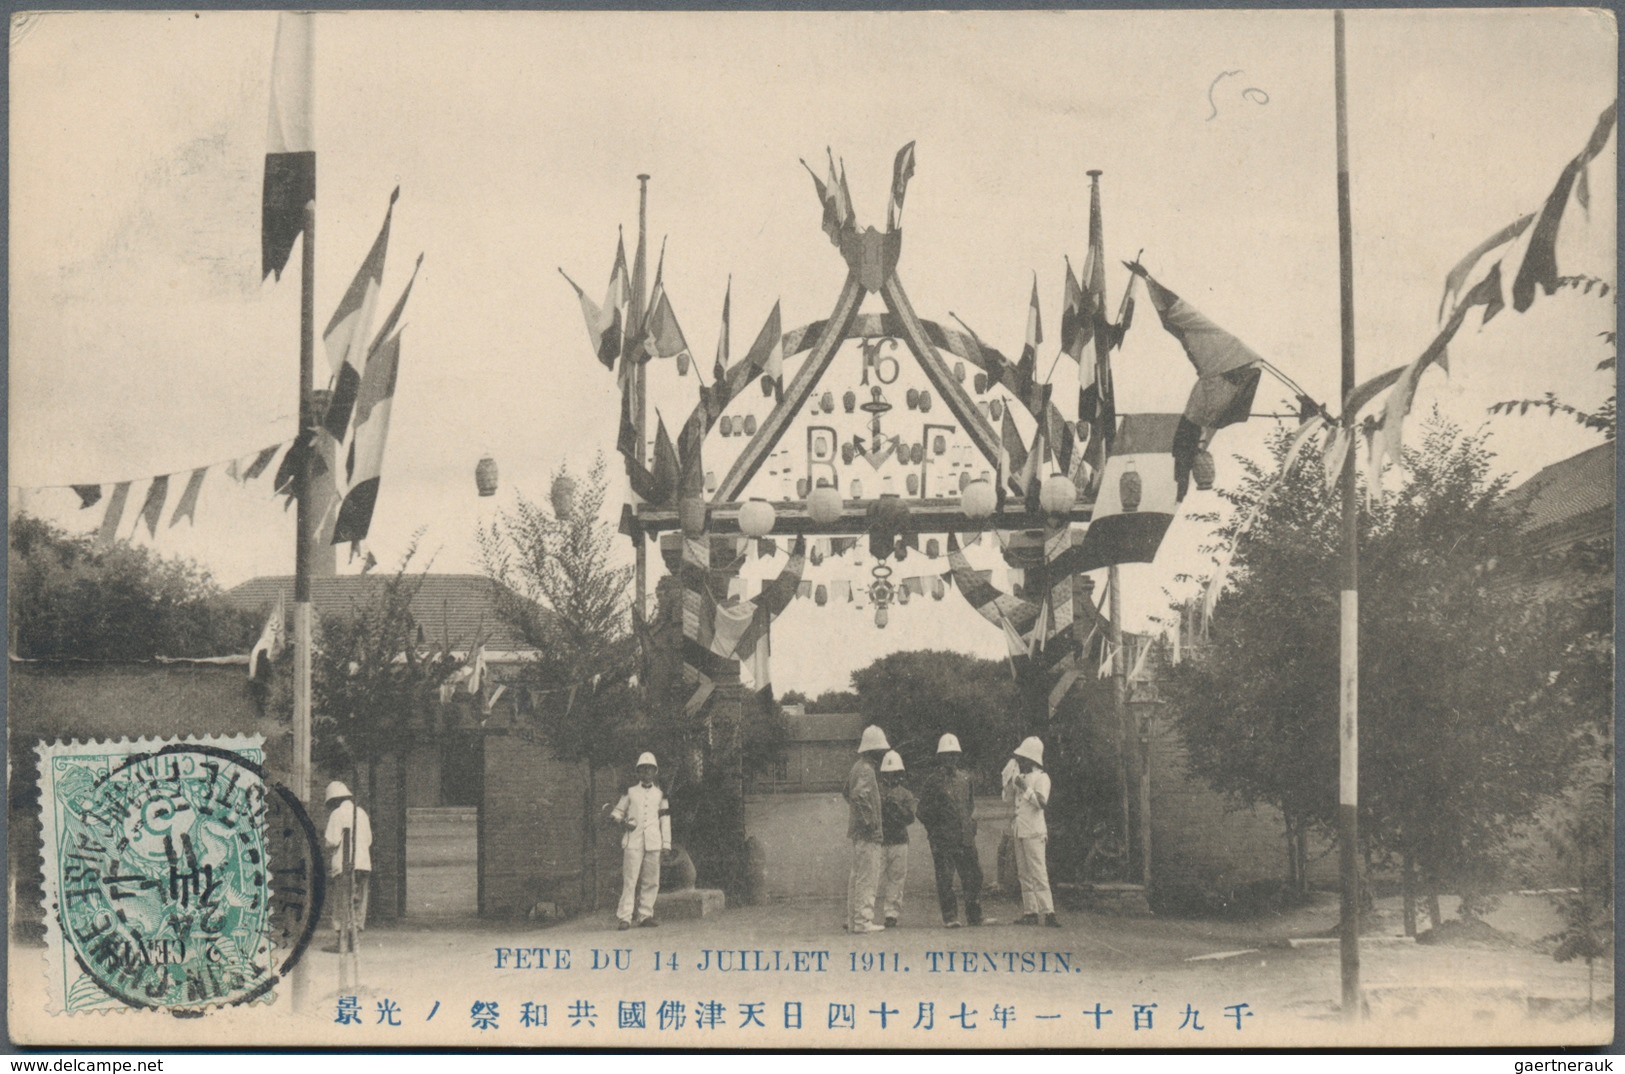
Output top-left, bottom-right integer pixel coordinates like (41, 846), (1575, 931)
(843, 726), (1059, 931)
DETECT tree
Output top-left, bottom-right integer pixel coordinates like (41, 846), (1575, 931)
(308, 541), (463, 782)
(8, 513), (257, 660)
(477, 456), (788, 898)
(849, 649), (1023, 783)
(475, 455), (637, 768)
(1164, 415), (1586, 922)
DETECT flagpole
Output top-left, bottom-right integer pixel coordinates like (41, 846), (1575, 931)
(1333, 8), (1363, 1022)
(1109, 564), (1133, 882)
(291, 199), (316, 1010)
(633, 175), (650, 621)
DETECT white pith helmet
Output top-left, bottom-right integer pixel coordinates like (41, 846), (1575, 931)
(858, 725), (890, 752)
(1012, 736), (1045, 767)
(936, 733), (962, 754)
(636, 752), (658, 769)
(325, 781), (352, 803)
(879, 750), (905, 773)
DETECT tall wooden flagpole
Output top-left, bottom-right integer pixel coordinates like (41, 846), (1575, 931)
(1334, 8), (1363, 1021)
(632, 175), (650, 620)
(290, 199), (316, 1009)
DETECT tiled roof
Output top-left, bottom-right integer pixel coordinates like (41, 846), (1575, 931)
(1506, 443), (1615, 541)
(225, 574), (539, 651)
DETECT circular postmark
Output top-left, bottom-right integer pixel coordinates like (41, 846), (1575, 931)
(54, 744), (324, 1013)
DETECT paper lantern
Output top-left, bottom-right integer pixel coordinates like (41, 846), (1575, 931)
(974, 372), (989, 394)
(851, 477), (864, 499)
(821, 391), (834, 413)
(895, 538), (908, 562)
(743, 415), (758, 436)
(815, 584), (828, 606)
(961, 478), (996, 521)
(1039, 473), (1076, 515)
(841, 442), (855, 465)
(676, 352), (690, 376)
(875, 604), (889, 629)
(843, 390), (857, 413)
(906, 473), (920, 496)
(906, 388), (920, 410)
(760, 375), (776, 397)
(919, 391), (932, 413)
(913, 443), (926, 465)
(933, 435), (947, 455)
(954, 361), (966, 382)
(926, 537), (940, 558)
(958, 471), (972, 492)
(679, 496), (708, 537)
(796, 478), (811, 498)
(1119, 468), (1143, 513)
(898, 583), (911, 604)
(704, 470), (718, 494)
(739, 498), (776, 537)
(549, 473), (576, 519)
(806, 484), (843, 525)
(989, 399), (1004, 422)
(932, 576), (947, 601)
(1192, 449), (1217, 491)
(720, 415), (733, 436)
(475, 455), (499, 497)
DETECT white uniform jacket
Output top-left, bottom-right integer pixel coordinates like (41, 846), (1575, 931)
(611, 783), (672, 852)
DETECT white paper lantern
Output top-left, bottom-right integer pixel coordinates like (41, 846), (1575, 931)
(1039, 473), (1076, 515)
(739, 498), (776, 537)
(806, 484), (843, 525)
(961, 478), (996, 520)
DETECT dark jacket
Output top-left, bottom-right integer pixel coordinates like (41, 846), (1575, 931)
(917, 767), (977, 847)
(881, 784), (917, 846)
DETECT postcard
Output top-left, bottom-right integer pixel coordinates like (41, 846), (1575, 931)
(7, 8), (1615, 1049)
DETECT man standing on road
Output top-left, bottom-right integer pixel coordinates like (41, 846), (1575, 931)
(324, 781), (372, 953)
(1003, 736), (1060, 927)
(610, 752), (671, 930)
(844, 725), (890, 934)
(918, 733), (989, 928)
(876, 750), (917, 928)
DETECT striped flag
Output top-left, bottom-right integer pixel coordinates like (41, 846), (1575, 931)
(322, 188), (398, 436)
(1129, 265), (1265, 497)
(332, 327), (403, 545)
(642, 244), (691, 362)
(887, 141), (916, 231)
(261, 12), (315, 281)
(561, 235), (629, 370)
(1076, 413), (1184, 573)
(248, 590), (287, 679)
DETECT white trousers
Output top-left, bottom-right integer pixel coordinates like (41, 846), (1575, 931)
(1017, 836), (1054, 915)
(618, 846), (661, 924)
(878, 843), (909, 921)
(846, 840), (884, 928)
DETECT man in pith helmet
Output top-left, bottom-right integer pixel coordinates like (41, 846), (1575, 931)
(918, 733), (989, 927)
(844, 725), (890, 934)
(324, 781), (372, 953)
(609, 752), (671, 930)
(1002, 736), (1059, 927)
(876, 750), (917, 928)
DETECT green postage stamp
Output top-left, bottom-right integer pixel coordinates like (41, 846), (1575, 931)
(34, 736), (324, 1015)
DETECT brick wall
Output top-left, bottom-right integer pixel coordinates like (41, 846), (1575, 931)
(479, 731), (619, 918)
(1145, 707), (1336, 907)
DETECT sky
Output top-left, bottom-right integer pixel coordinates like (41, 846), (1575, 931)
(9, 9), (1617, 694)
